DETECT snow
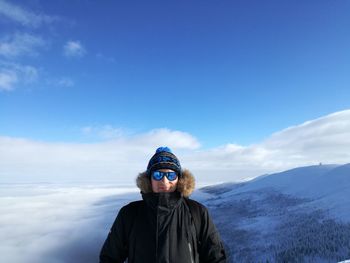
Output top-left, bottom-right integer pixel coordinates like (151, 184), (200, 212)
(197, 163), (350, 262)
(208, 164), (350, 222)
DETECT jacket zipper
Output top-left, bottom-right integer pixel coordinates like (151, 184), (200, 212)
(156, 206), (159, 263)
(188, 242), (194, 263)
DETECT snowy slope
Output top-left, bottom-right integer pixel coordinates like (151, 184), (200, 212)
(208, 164), (350, 221)
(198, 164), (350, 262)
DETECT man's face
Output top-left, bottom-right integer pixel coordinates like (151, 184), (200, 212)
(151, 169), (178, 193)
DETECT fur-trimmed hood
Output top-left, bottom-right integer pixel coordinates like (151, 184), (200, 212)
(136, 169), (195, 197)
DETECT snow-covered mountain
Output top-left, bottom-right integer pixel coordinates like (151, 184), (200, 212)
(198, 164), (350, 263)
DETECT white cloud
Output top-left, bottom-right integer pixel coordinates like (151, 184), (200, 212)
(0, 69), (17, 91)
(0, 128), (201, 183)
(261, 110), (350, 163)
(0, 33), (46, 58)
(0, 0), (57, 28)
(63, 40), (86, 57)
(134, 128), (201, 150)
(57, 77), (74, 87)
(0, 184), (138, 263)
(183, 110), (350, 182)
(1, 110), (350, 184)
(0, 62), (38, 91)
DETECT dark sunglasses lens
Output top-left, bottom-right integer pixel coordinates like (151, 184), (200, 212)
(167, 172), (177, 181)
(152, 171), (163, 181)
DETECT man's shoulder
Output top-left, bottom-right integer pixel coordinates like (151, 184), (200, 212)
(121, 200), (144, 211)
(117, 200), (144, 219)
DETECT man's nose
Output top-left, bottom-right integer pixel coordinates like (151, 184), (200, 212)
(161, 176), (169, 183)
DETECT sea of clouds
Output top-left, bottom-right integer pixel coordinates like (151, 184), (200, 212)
(0, 183), (139, 263)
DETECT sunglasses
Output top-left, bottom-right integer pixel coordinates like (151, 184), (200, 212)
(152, 171), (178, 181)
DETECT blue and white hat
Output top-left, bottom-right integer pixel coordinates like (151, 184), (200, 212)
(146, 147), (182, 177)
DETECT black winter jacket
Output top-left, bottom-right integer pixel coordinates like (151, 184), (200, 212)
(99, 170), (226, 263)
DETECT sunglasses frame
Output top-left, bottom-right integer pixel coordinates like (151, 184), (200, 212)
(152, 171), (178, 181)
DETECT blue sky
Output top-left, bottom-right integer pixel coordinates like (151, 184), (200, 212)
(1, 0), (349, 146)
(1, 1), (350, 183)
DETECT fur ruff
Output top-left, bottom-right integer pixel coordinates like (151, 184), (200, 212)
(136, 169), (195, 197)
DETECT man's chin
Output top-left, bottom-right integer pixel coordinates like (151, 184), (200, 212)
(158, 188), (173, 192)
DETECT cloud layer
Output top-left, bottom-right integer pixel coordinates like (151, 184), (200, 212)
(0, 183), (139, 263)
(0, 128), (201, 183)
(1, 110), (350, 184)
(185, 110), (350, 182)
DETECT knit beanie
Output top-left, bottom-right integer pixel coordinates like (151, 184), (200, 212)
(147, 147), (182, 177)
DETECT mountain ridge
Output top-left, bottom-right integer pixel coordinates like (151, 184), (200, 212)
(198, 163), (350, 262)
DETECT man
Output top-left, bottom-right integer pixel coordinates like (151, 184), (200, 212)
(100, 147), (227, 263)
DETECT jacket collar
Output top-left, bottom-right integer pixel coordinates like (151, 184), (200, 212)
(142, 191), (182, 210)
